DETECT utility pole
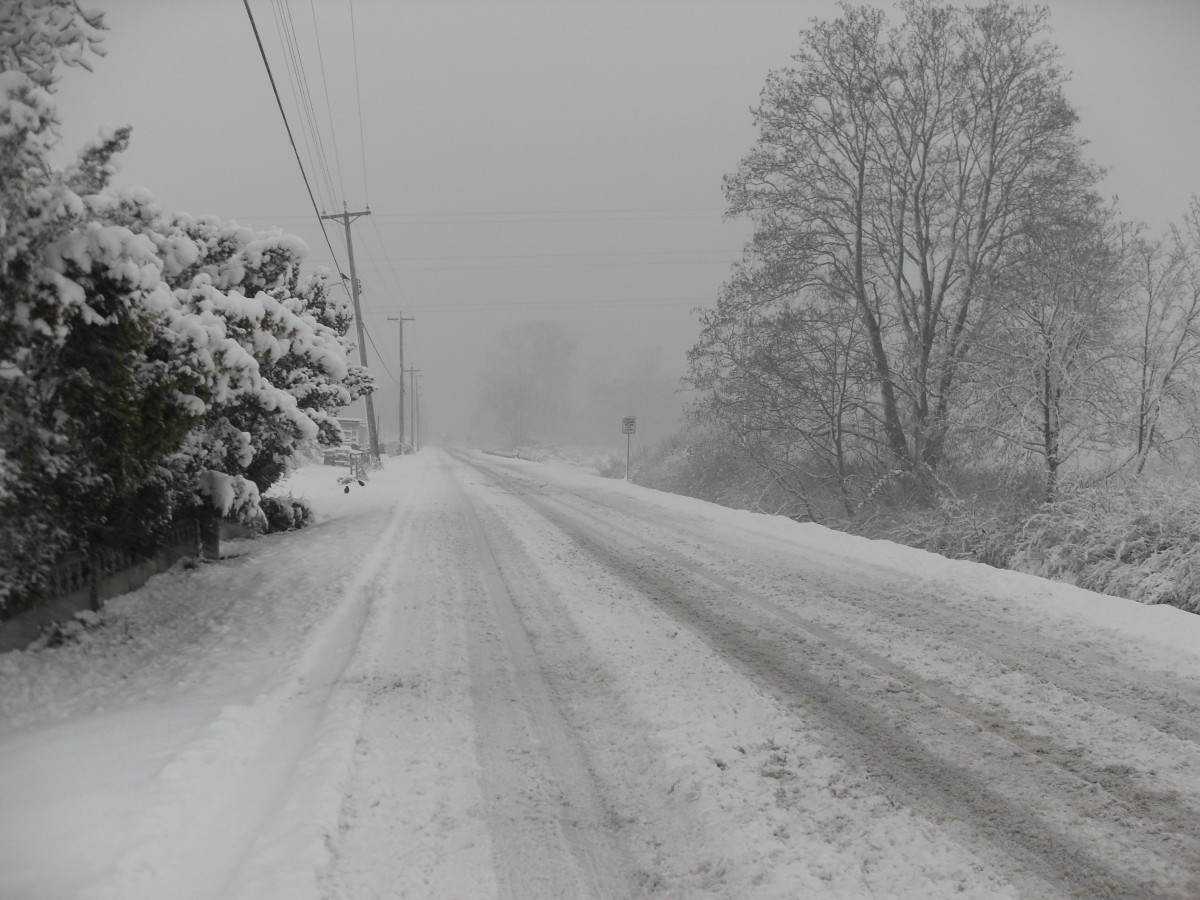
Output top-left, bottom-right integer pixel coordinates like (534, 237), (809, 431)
(406, 367), (421, 451)
(415, 372), (423, 450)
(321, 204), (380, 462)
(387, 313), (413, 452)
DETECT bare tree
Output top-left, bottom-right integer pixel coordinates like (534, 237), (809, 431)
(973, 198), (1129, 499)
(715, 0), (1096, 479)
(1125, 198), (1200, 474)
(690, 251), (882, 519)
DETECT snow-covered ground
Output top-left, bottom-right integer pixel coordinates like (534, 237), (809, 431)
(2, 448), (1199, 899)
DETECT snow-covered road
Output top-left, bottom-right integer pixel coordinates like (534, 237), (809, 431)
(3, 449), (1200, 899)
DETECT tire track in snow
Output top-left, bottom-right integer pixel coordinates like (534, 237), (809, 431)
(541, 485), (1200, 862)
(80, 489), (417, 900)
(564, 473), (1200, 749)
(453, 453), (1199, 898)
(466, 454), (1200, 798)
(543, 481), (1200, 857)
(526, 497), (1185, 898)
(463, 452), (1200, 753)
(447, 460), (642, 900)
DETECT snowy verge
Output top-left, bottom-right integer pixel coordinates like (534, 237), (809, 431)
(480, 453), (1200, 679)
(0, 460), (414, 900)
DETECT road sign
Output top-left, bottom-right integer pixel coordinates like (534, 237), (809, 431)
(622, 416), (636, 480)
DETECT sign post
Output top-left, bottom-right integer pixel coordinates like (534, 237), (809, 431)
(622, 416), (636, 480)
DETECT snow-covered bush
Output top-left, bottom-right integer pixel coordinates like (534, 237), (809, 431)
(595, 456), (625, 479)
(0, 4), (144, 610)
(886, 495), (1028, 570)
(1013, 483), (1200, 613)
(0, 3), (367, 614)
(634, 429), (806, 517)
(259, 495), (315, 533)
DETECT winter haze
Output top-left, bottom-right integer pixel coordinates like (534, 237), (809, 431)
(51, 0), (1200, 448)
(10, 1), (1200, 896)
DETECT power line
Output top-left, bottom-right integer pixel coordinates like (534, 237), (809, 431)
(289, 0), (342, 203)
(272, 0), (341, 207)
(349, 0), (369, 203)
(269, 0), (329, 208)
(307, 0), (348, 204)
(242, 0), (345, 274)
(370, 206), (725, 217)
(363, 324), (397, 383)
(355, 248), (738, 262)
(262, 6), (393, 398)
(367, 213), (727, 227)
(351, 258), (736, 273)
(364, 295), (707, 312)
(365, 215), (410, 309)
(223, 206), (727, 223)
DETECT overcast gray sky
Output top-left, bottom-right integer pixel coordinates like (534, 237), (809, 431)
(52, 0), (1200, 446)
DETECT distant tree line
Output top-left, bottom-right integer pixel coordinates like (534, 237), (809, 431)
(474, 322), (579, 448)
(470, 321), (685, 451)
(0, 2), (371, 614)
(688, 0), (1200, 522)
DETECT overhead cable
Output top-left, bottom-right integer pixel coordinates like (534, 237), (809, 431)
(352, 258), (736, 274)
(308, 0), (347, 202)
(223, 206), (727, 224)
(366, 215), (409, 300)
(268, 0), (327, 208)
(349, 0), (370, 203)
(363, 324), (398, 383)
(242, 0), (346, 275)
(364, 295), (705, 312)
(272, 0), (341, 207)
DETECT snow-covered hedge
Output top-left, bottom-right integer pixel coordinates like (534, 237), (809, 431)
(0, 3), (370, 614)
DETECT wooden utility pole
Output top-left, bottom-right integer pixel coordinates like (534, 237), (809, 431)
(406, 367), (421, 451)
(415, 371), (423, 450)
(387, 313), (413, 451)
(321, 204), (380, 461)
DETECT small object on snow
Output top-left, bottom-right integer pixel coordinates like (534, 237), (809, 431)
(344, 485), (350, 494)
(358, 480), (365, 487)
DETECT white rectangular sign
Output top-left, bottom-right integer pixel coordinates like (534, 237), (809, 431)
(622, 416), (636, 434)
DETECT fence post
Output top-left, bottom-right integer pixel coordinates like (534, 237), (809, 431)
(87, 553), (100, 612)
(186, 518), (201, 559)
(198, 510), (220, 560)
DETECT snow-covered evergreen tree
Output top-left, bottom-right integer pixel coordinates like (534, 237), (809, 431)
(137, 212), (374, 496)
(0, 1), (371, 613)
(0, 2), (125, 608)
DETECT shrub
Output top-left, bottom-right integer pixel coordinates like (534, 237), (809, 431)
(635, 433), (775, 510)
(876, 466), (1044, 568)
(260, 495), (315, 534)
(595, 456), (626, 479)
(629, 428), (1200, 614)
(1013, 483), (1200, 613)
(885, 496), (1027, 569)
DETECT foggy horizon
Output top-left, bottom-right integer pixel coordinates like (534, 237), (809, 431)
(49, 0), (1200, 447)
